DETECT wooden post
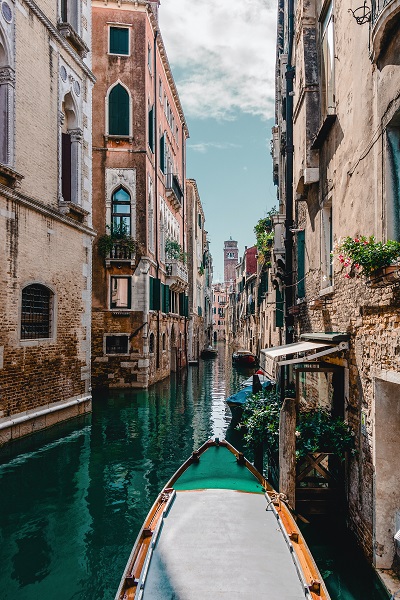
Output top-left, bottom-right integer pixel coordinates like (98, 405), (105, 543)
(279, 397), (297, 507)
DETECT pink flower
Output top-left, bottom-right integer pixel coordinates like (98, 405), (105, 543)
(354, 263), (360, 269)
(354, 238), (360, 243)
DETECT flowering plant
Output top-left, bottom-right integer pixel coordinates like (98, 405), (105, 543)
(333, 236), (400, 278)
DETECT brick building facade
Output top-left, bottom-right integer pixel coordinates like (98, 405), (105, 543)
(91, 0), (189, 388)
(272, 0), (400, 586)
(0, 0), (94, 444)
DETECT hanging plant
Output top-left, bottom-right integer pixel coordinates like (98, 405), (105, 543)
(165, 238), (187, 263)
(333, 236), (400, 279)
(254, 207), (278, 262)
(97, 224), (137, 257)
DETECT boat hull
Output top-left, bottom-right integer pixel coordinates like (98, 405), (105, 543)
(115, 439), (330, 600)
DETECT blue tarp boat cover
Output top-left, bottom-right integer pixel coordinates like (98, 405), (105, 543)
(226, 380), (271, 407)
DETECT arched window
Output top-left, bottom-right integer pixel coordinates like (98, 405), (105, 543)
(149, 332), (155, 354)
(162, 332), (166, 351)
(108, 84), (130, 136)
(21, 284), (53, 340)
(61, 92), (81, 204)
(112, 187), (131, 235)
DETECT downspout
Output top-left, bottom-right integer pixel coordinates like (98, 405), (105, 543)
(284, 0), (295, 360)
(182, 124), (189, 370)
(154, 28), (161, 370)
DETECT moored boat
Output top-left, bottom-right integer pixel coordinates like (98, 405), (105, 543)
(232, 349), (258, 366)
(200, 346), (218, 358)
(115, 438), (330, 600)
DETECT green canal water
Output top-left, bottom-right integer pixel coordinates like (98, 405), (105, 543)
(0, 343), (390, 600)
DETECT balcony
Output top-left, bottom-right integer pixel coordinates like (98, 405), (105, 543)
(166, 259), (188, 292)
(105, 242), (136, 268)
(371, 0), (400, 60)
(166, 173), (183, 209)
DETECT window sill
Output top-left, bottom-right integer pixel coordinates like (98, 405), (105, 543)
(311, 113), (337, 149)
(57, 22), (89, 58)
(59, 200), (88, 223)
(108, 52), (130, 58)
(20, 338), (55, 347)
(105, 135), (133, 144)
(0, 163), (24, 189)
(110, 310), (132, 315)
(319, 285), (334, 297)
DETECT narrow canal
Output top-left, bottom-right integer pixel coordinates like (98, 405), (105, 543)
(0, 343), (389, 600)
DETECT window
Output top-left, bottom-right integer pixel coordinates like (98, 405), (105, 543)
(159, 78), (162, 102)
(110, 277), (131, 309)
(109, 27), (129, 56)
(321, 2), (335, 117)
(162, 333), (166, 351)
(112, 187), (131, 234)
(61, 92), (81, 205)
(321, 199), (333, 288)
(149, 332), (155, 354)
(159, 132), (166, 173)
(386, 126), (400, 241)
(148, 105), (154, 152)
(148, 177), (154, 251)
(147, 44), (152, 73)
(297, 230), (306, 298)
(0, 28), (14, 167)
(105, 334), (129, 355)
(60, 0), (79, 32)
(108, 84), (130, 136)
(198, 214), (202, 229)
(21, 284), (53, 340)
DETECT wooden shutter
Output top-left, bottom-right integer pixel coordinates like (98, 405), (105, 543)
(297, 230), (306, 298)
(109, 84), (129, 136)
(160, 133), (165, 173)
(110, 27), (129, 55)
(61, 132), (72, 203)
(164, 284), (170, 314)
(148, 106), (154, 152)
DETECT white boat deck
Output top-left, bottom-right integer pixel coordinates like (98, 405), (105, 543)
(140, 488), (309, 599)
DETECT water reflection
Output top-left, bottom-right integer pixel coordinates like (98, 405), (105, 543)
(0, 342), (388, 600)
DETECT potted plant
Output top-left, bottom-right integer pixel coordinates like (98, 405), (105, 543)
(165, 238), (187, 263)
(97, 224), (137, 258)
(333, 236), (400, 282)
(198, 264), (205, 276)
(254, 207), (278, 262)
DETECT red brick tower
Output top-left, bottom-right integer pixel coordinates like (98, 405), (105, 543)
(224, 238), (238, 289)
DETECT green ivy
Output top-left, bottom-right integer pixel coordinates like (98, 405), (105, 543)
(165, 238), (187, 263)
(238, 391), (355, 461)
(254, 207), (278, 262)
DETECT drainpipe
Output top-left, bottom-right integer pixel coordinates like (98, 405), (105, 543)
(182, 124), (189, 370)
(283, 0), (295, 390)
(154, 28), (161, 370)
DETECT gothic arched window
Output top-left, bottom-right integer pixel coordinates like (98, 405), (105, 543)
(108, 84), (130, 136)
(112, 187), (131, 235)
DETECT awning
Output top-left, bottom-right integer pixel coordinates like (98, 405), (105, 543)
(260, 339), (349, 380)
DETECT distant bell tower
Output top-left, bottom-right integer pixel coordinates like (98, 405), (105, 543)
(224, 238), (238, 288)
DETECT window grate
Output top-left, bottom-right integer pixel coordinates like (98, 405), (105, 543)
(21, 284), (52, 339)
(105, 335), (129, 354)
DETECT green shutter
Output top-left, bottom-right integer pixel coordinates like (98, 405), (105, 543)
(275, 288), (284, 328)
(161, 283), (170, 313)
(297, 230), (305, 298)
(160, 133), (165, 173)
(109, 27), (129, 55)
(149, 277), (161, 310)
(179, 292), (185, 316)
(109, 84), (129, 136)
(148, 106), (154, 152)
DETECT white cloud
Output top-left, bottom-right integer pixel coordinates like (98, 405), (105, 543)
(159, 0), (276, 121)
(188, 141), (241, 153)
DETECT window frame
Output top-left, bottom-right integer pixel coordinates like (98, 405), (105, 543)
(104, 333), (130, 356)
(320, 0), (335, 118)
(320, 196), (334, 291)
(108, 25), (130, 57)
(111, 186), (131, 235)
(110, 276), (132, 310)
(20, 283), (56, 344)
(106, 81), (132, 139)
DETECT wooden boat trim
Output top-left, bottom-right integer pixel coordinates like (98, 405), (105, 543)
(115, 438), (330, 600)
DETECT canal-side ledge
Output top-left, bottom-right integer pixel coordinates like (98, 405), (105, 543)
(0, 394), (92, 446)
(375, 567), (400, 598)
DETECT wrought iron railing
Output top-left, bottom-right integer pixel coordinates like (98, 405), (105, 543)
(371, 0), (394, 24)
(107, 242), (135, 260)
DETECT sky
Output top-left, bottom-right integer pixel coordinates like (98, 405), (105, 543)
(159, 0), (278, 281)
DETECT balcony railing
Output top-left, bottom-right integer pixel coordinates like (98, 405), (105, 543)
(371, 0), (400, 60)
(105, 242), (136, 267)
(166, 259), (188, 292)
(166, 173), (183, 208)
